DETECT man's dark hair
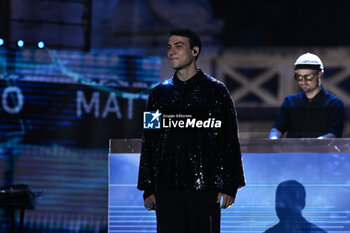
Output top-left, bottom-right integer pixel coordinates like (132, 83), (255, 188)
(170, 28), (201, 60)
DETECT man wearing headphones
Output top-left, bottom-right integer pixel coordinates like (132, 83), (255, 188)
(269, 53), (344, 139)
(138, 29), (245, 233)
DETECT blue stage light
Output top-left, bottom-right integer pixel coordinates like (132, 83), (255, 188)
(38, 41), (45, 49)
(17, 40), (24, 47)
(0, 38), (4, 46)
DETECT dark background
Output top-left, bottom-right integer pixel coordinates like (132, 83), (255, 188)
(211, 0), (350, 46)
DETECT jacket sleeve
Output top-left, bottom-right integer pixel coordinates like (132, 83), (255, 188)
(137, 90), (158, 199)
(327, 99), (344, 138)
(219, 85), (246, 197)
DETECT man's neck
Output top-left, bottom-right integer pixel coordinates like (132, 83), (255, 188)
(176, 64), (198, 82)
(305, 86), (321, 100)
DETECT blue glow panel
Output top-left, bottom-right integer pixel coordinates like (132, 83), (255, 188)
(109, 152), (350, 232)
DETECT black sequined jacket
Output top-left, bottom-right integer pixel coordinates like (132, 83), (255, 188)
(137, 70), (245, 198)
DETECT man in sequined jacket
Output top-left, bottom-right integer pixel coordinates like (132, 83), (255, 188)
(137, 29), (245, 233)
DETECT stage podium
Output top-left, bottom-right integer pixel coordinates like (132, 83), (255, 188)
(109, 138), (350, 233)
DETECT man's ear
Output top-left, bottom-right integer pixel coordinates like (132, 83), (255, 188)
(192, 46), (199, 56)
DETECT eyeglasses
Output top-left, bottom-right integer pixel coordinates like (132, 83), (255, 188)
(294, 72), (319, 81)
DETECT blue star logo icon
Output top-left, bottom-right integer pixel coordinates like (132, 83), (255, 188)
(143, 110), (162, 129)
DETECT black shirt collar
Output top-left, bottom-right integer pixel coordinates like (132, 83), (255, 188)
(302, 86), (326, 103)
(173, 69), (203, 89)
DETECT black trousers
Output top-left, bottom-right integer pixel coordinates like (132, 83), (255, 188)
(156, 189), (220, 233)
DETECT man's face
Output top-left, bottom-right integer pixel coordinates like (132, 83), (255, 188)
(294, 69), (320, 94)
(167, 35), (196, 70)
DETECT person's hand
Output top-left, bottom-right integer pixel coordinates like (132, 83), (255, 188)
(317, 133), (336, 139)
(144, 194), (156, 208)
(217, 192), (235, 209)
(269, 128), (281, 139)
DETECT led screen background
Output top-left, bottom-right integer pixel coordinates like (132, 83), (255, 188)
(0, 48), (161, 147)
(0, 48), (161, 232)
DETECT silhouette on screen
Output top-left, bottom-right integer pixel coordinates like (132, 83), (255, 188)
(264, 180), (327, 233)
